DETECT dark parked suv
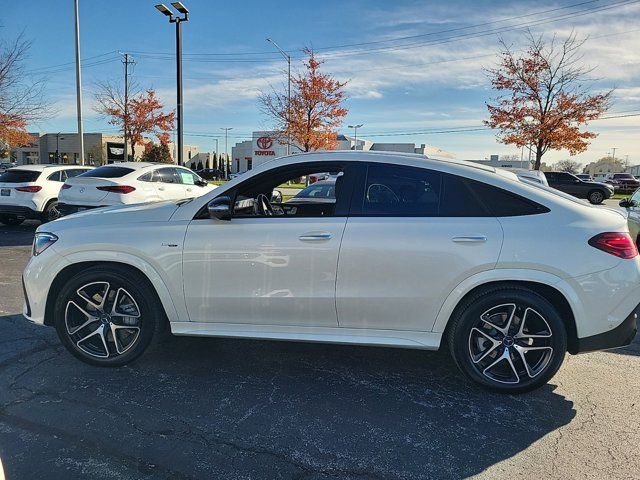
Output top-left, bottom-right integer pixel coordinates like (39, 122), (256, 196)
(604, 173), (640, 194)
(543, 171), (614, 204)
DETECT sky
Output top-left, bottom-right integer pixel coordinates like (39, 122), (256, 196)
(3, 0), (640, 165)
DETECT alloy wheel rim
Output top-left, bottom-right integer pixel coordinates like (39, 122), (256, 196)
(48, 204), (61, 221)
(591, 192), (603, 203)
(467, 303), (554, 385)
(65, 281), (142, 359)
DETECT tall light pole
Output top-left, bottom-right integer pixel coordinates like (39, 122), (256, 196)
(348, 124), (363, 150)
(266, 38), (291, 155)
(73, 0), (85, 165)
(221, 127), (232, 178)
(155, 2), (189, 166)
(611, 147), (618, 163)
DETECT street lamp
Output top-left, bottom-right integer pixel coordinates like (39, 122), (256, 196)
(155, 2), (189, 166)
(266, 38), (291, 155)
(348, 124), (363, 150)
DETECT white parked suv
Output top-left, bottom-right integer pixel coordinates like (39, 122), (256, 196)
(0, 164), (92, 225)
(58, 162), (215, 215)
(22, 151), (639, 393)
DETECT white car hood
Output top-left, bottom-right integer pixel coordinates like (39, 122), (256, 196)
(40, 200), (182, 233)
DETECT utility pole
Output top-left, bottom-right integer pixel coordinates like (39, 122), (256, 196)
(73, 0), (85, 165)
(122, 53), (135, 162)
(220, 127), (232, 178)
(267, 38), (291, 155)
(611, 147), (617, 163)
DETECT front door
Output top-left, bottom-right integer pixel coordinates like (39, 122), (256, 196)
(182, 161), (355, 327)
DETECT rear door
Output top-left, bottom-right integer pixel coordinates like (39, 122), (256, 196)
(153, 167), (185, 200)
(336, 163), (503, 332)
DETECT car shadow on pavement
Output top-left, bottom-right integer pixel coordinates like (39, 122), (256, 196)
(0, 313), (577, 480)
(0, 221), (39, 247)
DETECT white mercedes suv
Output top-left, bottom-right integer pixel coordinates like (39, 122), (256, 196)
(57, 162), (215, 215)
(22, 152), (639, 393)
(0, 164), (92, 225)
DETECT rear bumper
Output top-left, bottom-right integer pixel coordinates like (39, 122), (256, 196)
(576, 303), (638, 353)
(0, 205), (39, 219)
(58, 203), (101, 216)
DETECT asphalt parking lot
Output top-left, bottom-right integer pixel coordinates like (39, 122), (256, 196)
(0, 220), (639, 479)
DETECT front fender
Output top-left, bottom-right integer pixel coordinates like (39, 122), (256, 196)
(61, 250), (184, 325)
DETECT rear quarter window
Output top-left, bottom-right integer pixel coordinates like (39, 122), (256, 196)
(469, 180), (550, 216)
(79, 166), (135, 178)
(0, 170), (41, 183)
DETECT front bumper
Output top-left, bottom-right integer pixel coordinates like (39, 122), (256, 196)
(576, 304), (638, 353)
(0, 205), (39, 219)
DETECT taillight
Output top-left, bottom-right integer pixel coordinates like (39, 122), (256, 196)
(96, 185), (136, 194)
(588, 232), (638, 259)
(61, 184), (72, 190)
(15, 186), (42, 193)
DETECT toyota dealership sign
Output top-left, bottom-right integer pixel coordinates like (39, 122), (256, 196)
(254, 136), (275, 156)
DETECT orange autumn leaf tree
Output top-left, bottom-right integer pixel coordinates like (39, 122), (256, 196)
(484, 32), (611, 170)
(261, 48), (348, 152)
(95, 85), (175, 160)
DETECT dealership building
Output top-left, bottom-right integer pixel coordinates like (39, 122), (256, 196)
(231, 131), (455, 174)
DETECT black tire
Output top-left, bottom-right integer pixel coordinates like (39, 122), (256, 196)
(0, 214), (24, 226)
(41, 200), (61, 223)
(53, 265), (165, 367)
(448, 286), (567, 394)
(587, 190), (605, 205)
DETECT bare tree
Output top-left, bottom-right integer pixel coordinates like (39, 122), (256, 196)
(554, 159), (581, 174)
(0, 31), (52, 147)
(485, 31), (612, 170)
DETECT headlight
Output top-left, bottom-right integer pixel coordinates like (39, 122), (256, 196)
(32, 232), (58, 256)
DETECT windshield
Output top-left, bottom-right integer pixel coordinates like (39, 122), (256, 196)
(0, 170), (41, 183)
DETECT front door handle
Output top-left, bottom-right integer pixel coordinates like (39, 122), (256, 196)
(452, 235), (487, 243)
(158, 186), (165, 191)
(299, 232), (333, 241)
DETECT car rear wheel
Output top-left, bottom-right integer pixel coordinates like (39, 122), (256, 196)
(448, 286), (567, 393)
(588, 190), (605, 205)
(0, 214), (25, 226)
(53, 266), (164, 367)
(42, 200), (61, 223)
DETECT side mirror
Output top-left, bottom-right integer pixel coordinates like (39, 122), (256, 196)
(271, 189), (283, 203)
(196, 179), (208, 187)
(619, 198), (634, 208)
(207, 196), (232, 220)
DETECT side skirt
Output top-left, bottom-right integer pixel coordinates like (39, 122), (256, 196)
(169, 322), (443, 350)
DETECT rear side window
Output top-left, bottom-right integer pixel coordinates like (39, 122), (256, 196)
(0, 170), (41, 183)
(360, 163), (548, 217)
(363, 164), (441, 215)
(47, 171), (62, 182)
(155, 168), (178, 183)
(65, 169), (90, 178)
(468, 180), (550, 216)
(79, 166), (134, 178)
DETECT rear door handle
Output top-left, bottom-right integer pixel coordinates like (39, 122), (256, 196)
(299, 232), (333, 241)
(452, 235), (487, 243)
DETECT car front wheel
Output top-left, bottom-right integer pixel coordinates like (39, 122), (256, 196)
(54, 266), (164, 366)
(448, 286), (567, 393)
(588, 190), (605, 205)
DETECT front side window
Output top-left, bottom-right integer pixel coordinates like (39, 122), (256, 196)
(177, 169), (199, 185)
(231, 164), (348, 218)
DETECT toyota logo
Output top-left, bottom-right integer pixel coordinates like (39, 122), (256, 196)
(256, 137), (273, 149)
